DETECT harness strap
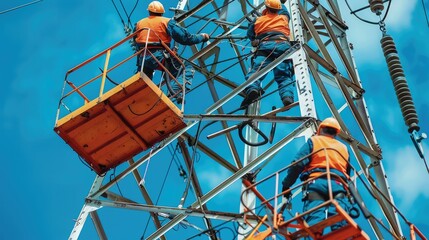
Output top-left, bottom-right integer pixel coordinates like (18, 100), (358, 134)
(307, 191), (346, 201)
(301, 168), (348, 182)
(136, 42), (170, 51)
(261, 35), (290, 42)
(256, 31), (289, 41)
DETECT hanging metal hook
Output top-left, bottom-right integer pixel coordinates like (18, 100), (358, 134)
(378, 20), (387, 34)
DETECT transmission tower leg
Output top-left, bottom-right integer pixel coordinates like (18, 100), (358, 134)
(238, 103), (260, 239)
(289, 0), (318, 139)
(89, 211), (107, 240)
(69, 175), (104, 240)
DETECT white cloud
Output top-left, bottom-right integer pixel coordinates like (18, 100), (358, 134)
(200, 166), (231, 188)
(367, 97), (405, 135)
(337, 0), (418, 63)
(385, 143), (429, 209)
(384, 0), (418, 30)
(198, 165), (242, 198)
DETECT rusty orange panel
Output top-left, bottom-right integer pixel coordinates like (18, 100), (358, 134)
(321, 224), (369, 240)
(285, 203), (369, 240)
(54, 73), (186, 175)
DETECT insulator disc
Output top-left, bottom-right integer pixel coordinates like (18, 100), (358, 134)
(369, 0), (384, 15)
(380, 35), (420, 132)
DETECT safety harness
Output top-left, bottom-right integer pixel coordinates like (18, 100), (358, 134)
(136, 41), (174, 71)
(252, 31), (291, 59)
(299, 168), (362, 219)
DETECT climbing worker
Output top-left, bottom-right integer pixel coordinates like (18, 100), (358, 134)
(241, 0), (295, 108)
(134, 1), (210, 103)
(281, 117), (352, 237)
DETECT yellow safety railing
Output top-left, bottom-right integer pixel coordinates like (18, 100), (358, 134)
(55, 27), (186, 125)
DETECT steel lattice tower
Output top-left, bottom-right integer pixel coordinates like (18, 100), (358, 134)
(61, 1), (425, 239)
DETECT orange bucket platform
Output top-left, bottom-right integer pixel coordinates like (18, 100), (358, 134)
(54, 73), (186, 175)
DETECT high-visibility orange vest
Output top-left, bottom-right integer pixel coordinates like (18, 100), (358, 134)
(304, 135), (349, 179)
(135, 16), (172, 44)
(254, 12), (290, 38)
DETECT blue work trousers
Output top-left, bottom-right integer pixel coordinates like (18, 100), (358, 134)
(244, 41), (294, 101)
(302, 178), (351, 238)
(137, 49), (194, 96)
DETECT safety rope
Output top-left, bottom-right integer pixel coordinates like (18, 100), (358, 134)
(127, 90), (163, 116)
(140, 147), (154, 186)
(140, 144), (177, 240)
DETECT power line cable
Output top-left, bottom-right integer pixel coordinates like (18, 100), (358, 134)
(118, 0), (132, 27)
(185, 213), (243, 240)
(110, 0), (126, 26)
(177, 120), (203, 208)
(421, 0), (429, 28)
(140, 145), (176, 240)
(183, 51), (253, 95)
(129, 0), (140, 17)
(110, 167), (124, 197)
(129, 0), (141, 25)
(168, 143), (189, 180)
(0, 0), (42, 15)
(185, 0), (235, 28)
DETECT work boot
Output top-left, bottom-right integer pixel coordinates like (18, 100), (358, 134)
(281, 96), (294, 107)
(241, 89), (262, 108)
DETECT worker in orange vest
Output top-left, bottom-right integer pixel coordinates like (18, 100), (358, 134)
(134, 1), (209, 103)
(281, 118), (353, 236)
(241, 0), (295, 108)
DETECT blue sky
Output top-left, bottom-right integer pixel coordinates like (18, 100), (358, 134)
(1, 0), (428, 239)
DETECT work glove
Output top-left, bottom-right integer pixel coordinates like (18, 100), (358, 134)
(201, 33), (210, 42)
(284, 196), (292, 211)
(281, 188), (292, 211)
